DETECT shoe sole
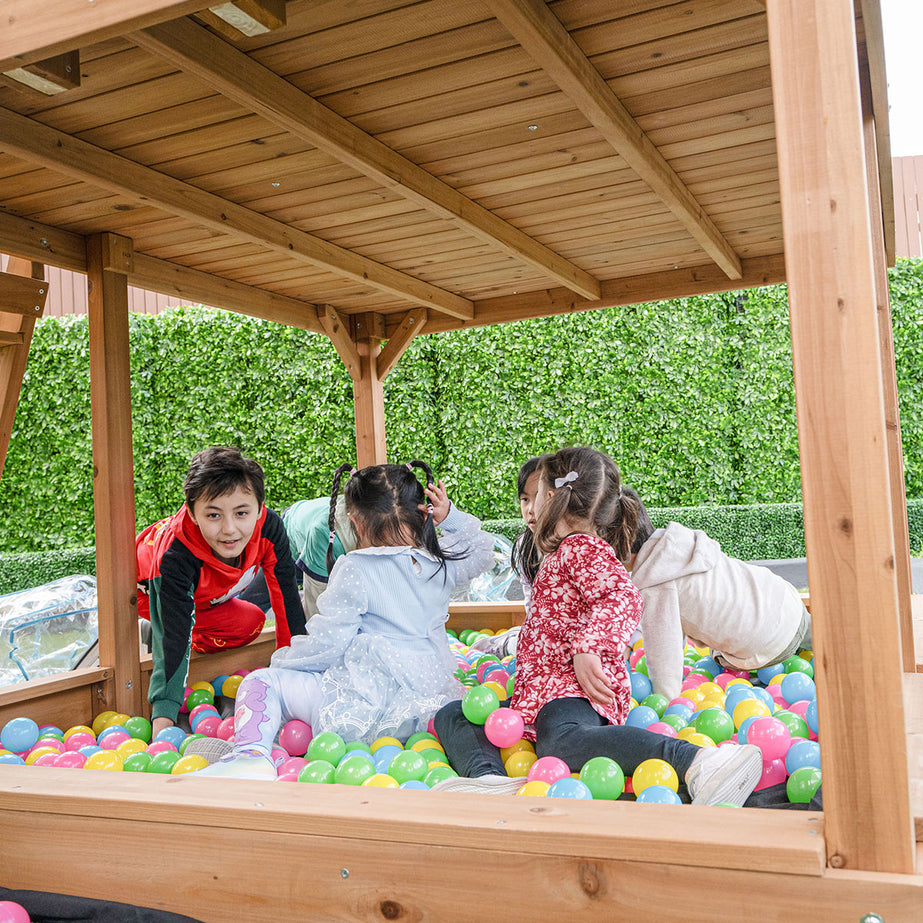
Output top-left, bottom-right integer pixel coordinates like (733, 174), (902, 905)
(431, 775), (524, 795)
(183, 738), (234, 764)
(691, 747), (763, 807)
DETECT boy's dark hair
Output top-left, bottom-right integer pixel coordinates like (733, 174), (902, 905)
(183, 446), (265, 512)
(534, 446), (639, 563)
(326, 461), (464, 578)
(510, 455), (545, 583)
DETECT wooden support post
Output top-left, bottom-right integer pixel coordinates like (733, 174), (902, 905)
(87, 233), (141, 717)
(767, 0), (915, 873)
(862, 78), (915, 672)
(353, 337), (386, 468)
(0, 257), (46, 481)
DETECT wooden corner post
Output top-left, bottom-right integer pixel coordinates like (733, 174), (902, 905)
(767, 0), (915, 873)
(87, 233), (142, 717)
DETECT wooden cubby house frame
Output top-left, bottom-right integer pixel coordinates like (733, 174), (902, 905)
(1, 1), (922, 918)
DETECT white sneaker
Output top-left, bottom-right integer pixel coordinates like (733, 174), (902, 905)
(183, 737), (233, 765)
(196, 748), (277, 780)
(685, 744), (762, 807)
(431, 774), (523, 795)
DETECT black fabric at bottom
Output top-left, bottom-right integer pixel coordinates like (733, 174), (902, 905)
(0, 889), (204, 923)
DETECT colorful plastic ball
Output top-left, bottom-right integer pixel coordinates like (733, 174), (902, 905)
(274, 756), (309, 781)
(189, 703), (219, 723)
(787, 766), (822, 803)
(122, 751), (153, 772)
(115, 739), (147, 761)
(782, 655), (814, 678)
(692, 707), (735, 744)
(78, 745), (104, 758)
(221, 675), (244, 698)
(196, 717), (222, 738)
(184, 688), (214, 711)
(517, 780), (550, 797)
(483, 667), (510, 686)
(423, 765), (458, 787)
(99, 731), (131, 751)
(172, 754), (209, 774)
(405, 732), (438, 748)
(362, 773), (399, 788)
(527, 755), (570, 786)
(90, 711), (117, 736)
(388, 750), (428, 784)
(736, 715), (760, 745)
(724, 685), (758, 712)
(732, 698), (771, 729)
(805, 699), (819, 736)
(547, 777), (593, 800)
(85, 750), (123, 771)
(500, 739), (534, 763)
(398, 779), (430, 791)
(212, 716), (233, 741)
(647, 721), (678, 738)
(754, 757), (788, 791)
(785, 739), (822, 775)
(25, 747), (59, 766)
(278, 719), (313, 756)
(122, 716), (152, 743)
(482, 680), (508, 701)
(38, 728), (64, 741)
(0, 752), (25, 765)
(153, 725), (187, 749)
(747, 716), (792, 761)
(145, 740), (178, 757)
(663, 702), (694, 722)
(0, 900), (31, 923)
(640, 693), (670, 718)
(146, 751), (182, 774)
(373, 745), (404, 773)
(210, 674), (230, 697)
(484, 708), (525, 749)
(54, 750), (87, 769)
(629, 671), (652, 702)
(63, 725), (94, 741)
(298, 759), (336, 784)
(0, 717), (39, 754)
(756, 662), (786, 685)
(28, 737), (62, 755)
(461, 685), (500, 724)
(625, 705), (658, 730)
(368, 736), (400, 753)
(578, 756), (625, 800)
(780, 672), (816, 705)
(635, 784), (683, 804)
(191, 680), (215, 695)
(504, 750), (538, 777)
(334, 754), (377, 786)
(632, 758), (680, 795)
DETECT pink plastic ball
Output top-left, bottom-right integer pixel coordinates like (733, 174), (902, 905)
(527, 755), (570, 785)
(194, 716), (221, 738)
(754, 757), (788, 791)
(681, 674), (707, 690)
(747, 717), (792, 762)
(216, 717), (236, 741)
(484, 708), (525, 748)
(234, 670), (250, 678)
(671, 696), (696, 710)
(0, 900), (31, 923)
(276, 756), (309, 781)
(54, 750), (87, 769)
(31, 751), (59, 767)
(483, 668), (510, 687)
(99, 731), (130, 751)
(681, 665), (692, 677)
(786, 701), (818, 740)
(629, 648), (645, 669)
(279, 719), (313, 756)
(145, 740), (178, 756)
(189, 703), (219, 723)
(647, 721), (678, 738)
(28, 738), (63, 755)
(427, 717), (438, 736)
(64, 732), (96, 752)
(178, 686), (194, 714)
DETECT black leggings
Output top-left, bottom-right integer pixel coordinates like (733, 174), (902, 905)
(434, 697), (700, 780)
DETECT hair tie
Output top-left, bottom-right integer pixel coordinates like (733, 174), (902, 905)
(554, 470), (579, 489)
(328, 530), (336, 545)
(405, 462), (414, 471)
(350, 467), (358, 476)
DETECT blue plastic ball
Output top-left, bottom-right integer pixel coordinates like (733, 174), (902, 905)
(785, 739), (821, 774)
(756, 662), (786, 685)
(629, 671), (652, 702)
(693, 656), (721, 679)
(97, 724), (129, 741)
(635, 784), (682, 804)
(547, 777), (593, 800)
(750, 686), (776, 711)
(663, 703), (694, 721)
(153, 725), (187, 749)
(736, 715), (760, 745)
(398, 779), (430, 790)
(0, 717), (39, 754)
(79, 745), (104, 757)
(780, 672), (817, 704)
(805, 699), (819, 735)
(0, 752), (25, 765)
(340, 748), (374, 767)
(372, 745), (404, 773)
(625, 705), (658, 730)
(724, 686), (758, 715)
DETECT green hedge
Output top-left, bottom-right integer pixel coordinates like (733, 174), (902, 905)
(2, 261), (923, 553)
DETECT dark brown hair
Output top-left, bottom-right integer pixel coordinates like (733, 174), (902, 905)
(183, 446), (265, 512)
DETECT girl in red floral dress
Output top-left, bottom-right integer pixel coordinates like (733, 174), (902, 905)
(434, 447), (762, 806)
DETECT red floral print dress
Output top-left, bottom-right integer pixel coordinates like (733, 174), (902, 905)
(510, 534), (643, 735)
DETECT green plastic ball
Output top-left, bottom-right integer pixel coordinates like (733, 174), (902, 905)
(787, 766), (822, 803)
(461, 685), (500, 724)
(334, 755), (376, 786)
(298, 759), (336, 784)
(404, 732), (438, 748)
(659, 713), (688, 732)
(123, 752), (153, 772)
(180, 733), (206, 755)
(388, 750), (428, 784)
(692, 707), (735, 744)
(306, 731), (347, 765)
(184, 688), (214, 710)
(782, 655), (814, 679)
(146, 750), (181, 774)
(579, 756), (625, 800)
(641, 693), (670, 718)
(344, 741), (373, 754)
(773, 709), (809, 740)
(124, 716), (153, 743)
(633, 655), (649, 677)
(423, 765), (458, 787)
(418, 748), (447, 765)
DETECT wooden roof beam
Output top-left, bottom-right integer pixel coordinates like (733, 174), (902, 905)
(318, 305), (360, 381)
(377, 308), (427, 379)
(131, 17), (601, 302)
(0, 0), (206, 73)
(486, 0), (743, 281)
(0, 106), (474, 320)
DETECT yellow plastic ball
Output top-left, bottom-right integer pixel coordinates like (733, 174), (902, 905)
(104, 713), (131, 730)
(696, 696), (726, 712)
(91, 712), (117, 736)
(684, 687), (709, 705)
(482, 680), (508, 701)
(190, 681), (215, 696)
(370, 736), (403, 753)
(692, 643), (711, 656)
(504, 750), (538, 777)
(24, 746), (59, 765)
(684, 732), (718, 748)
(84, 751), (124, 771)
(629, 697), (638, 710)
(724, 678), (752, 690)
(676, 726), (700, 742)
(696, 682), (723, 698)
(798, 649), (813, 662)
(768, 674), (786, 686)
(632, 758), (680, 794)
(362, 773), (399, 788)
(116, 738), (147, 760)
(410, 739), (443, 754)
(427, 760), (451, 770)
(221, 675), (244, 698)
(500, 739), (534, 763)
(171, 754), (209, 774)
(632, 637), (645, 651)
(478, 629), (495, 636)
(64, 725), (95, 741)
(732, 699), (772, 729)
(516, 780), (549, 797)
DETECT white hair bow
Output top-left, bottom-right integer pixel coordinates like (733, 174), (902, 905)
(554, 470), (579, 489)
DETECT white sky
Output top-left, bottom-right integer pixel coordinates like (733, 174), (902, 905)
(881, 0), (923, 156)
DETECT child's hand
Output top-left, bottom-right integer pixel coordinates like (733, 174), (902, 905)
(423, 480), (451, 525)
(573, 652), (617, 707)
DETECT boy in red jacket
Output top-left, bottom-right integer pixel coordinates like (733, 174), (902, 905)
(137, 446), (305, 736)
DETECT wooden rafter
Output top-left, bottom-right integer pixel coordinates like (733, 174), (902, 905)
(318, 304), (360, 380)
(0, 106), (474, 320)
(131, 17), (602, 302)
(378, 308), (427, 379)
(485, 0), (743, 280)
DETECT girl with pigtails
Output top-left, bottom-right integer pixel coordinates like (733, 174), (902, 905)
(199, 461), (496, 780)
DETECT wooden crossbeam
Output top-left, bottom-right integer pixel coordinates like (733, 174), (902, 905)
(485, 0), (742, 280)
(318, 304), (360, 381)
(195, 0), (287, 41)
(378, 308), (427, 379)
(0, 106), (474, 320)
(2, 50), (80, 95)
(132, 17), (602, 301)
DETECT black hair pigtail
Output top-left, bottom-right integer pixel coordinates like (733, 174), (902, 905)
(326, 462), (355, 574)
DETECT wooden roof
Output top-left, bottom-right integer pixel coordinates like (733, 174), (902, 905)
(0, 0), (891, 337)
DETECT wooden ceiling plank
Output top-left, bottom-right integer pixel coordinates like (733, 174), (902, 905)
(132, 17), (602, 301)
(485, 0), (742, 280)
(0, 0), (206, 73)
(0, 105), (474, 319)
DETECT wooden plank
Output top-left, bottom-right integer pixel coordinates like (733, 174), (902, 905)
(317, 304), (360, 380)
(0, 106), (475, 320)
(132, 18), (602, 301)
(0, 0), (205, 72)
(86, 233), (142, 717)
(353, 338), (387, 468)
(893, 159), (912, 259)
(0, 667), (112, 729)
(376, 308), (427, 379)
(768, 0), (915, 874)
